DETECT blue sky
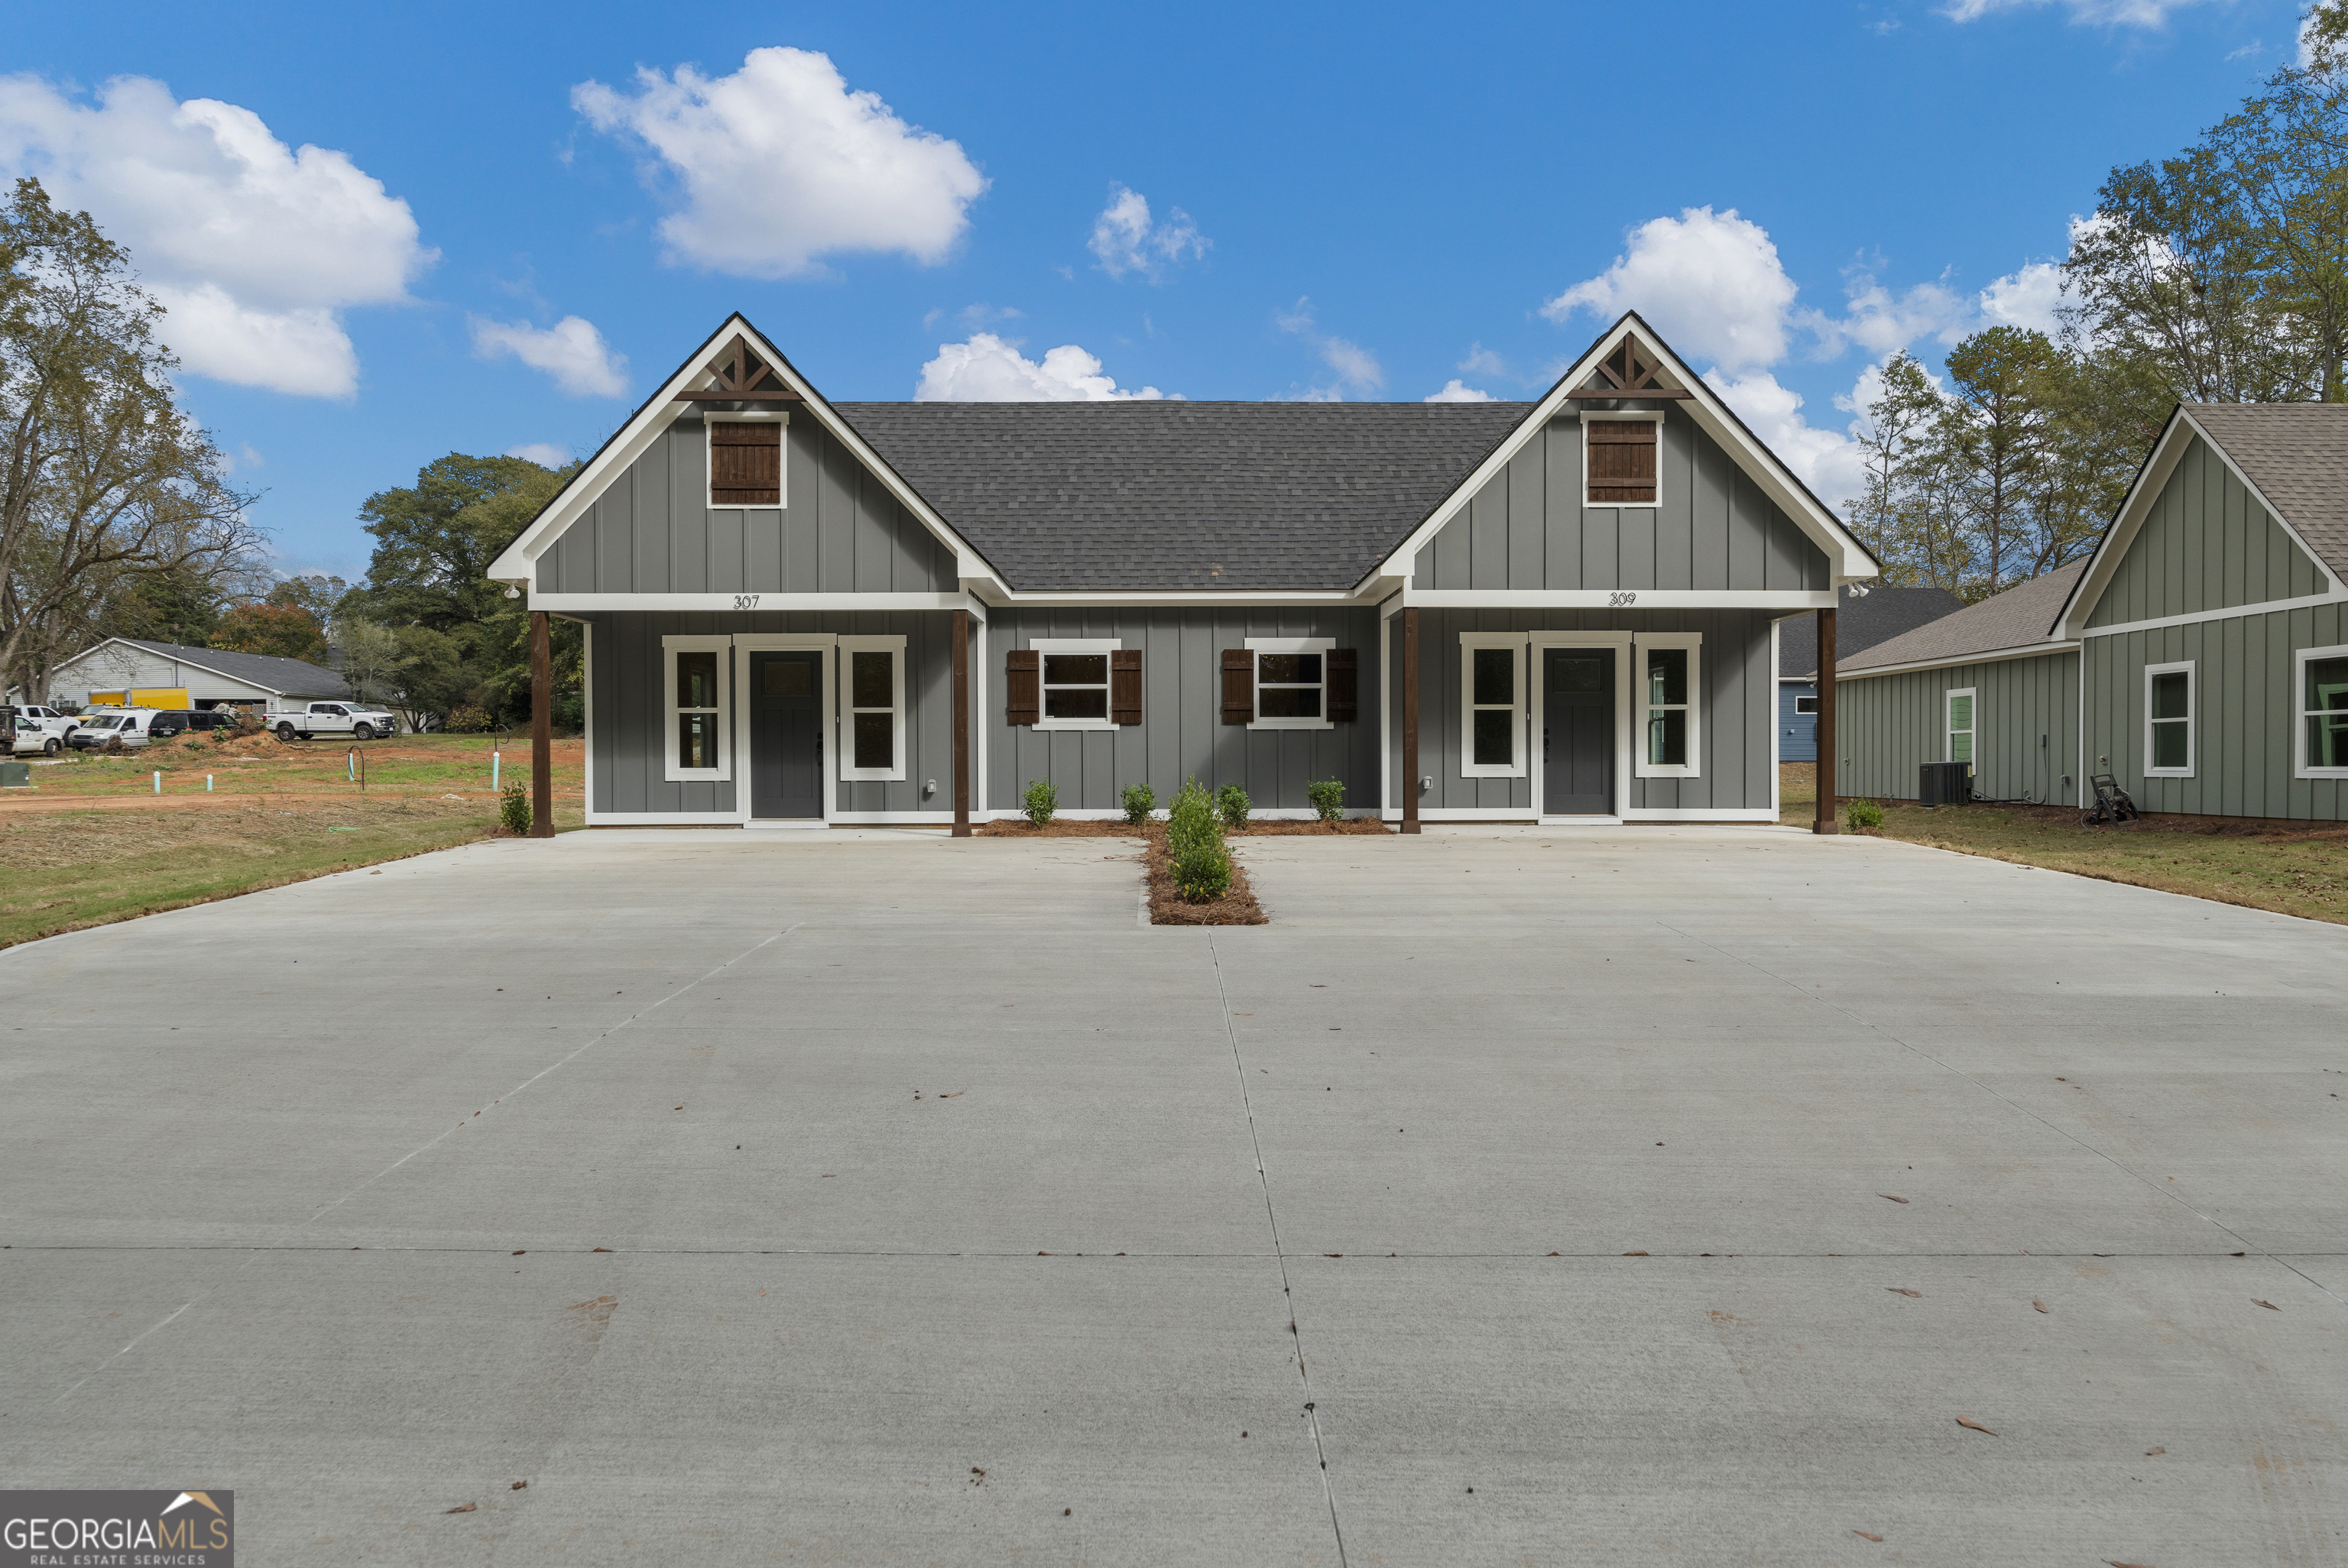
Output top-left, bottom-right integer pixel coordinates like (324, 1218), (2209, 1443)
(0, 0), (2308, 582)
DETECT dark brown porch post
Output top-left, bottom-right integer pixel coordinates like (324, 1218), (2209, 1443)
(1813, 605), (1838, 835)
(530, 609), (554, 838)
(1401, 607), (1422, 835)
(951, 608), (971, 837)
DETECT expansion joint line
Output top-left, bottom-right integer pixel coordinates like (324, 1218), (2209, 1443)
(1654, 920), (2345, 1309)
(1207, 930), (1348, 1568)
(47, 925), (800, 1408)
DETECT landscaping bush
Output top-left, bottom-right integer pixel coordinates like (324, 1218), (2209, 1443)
(1215, 782), (1252, 831)
(1021, 778), (1059, 827)
(499, 779), (531, 835)
(1120, 782), (1156, 825)
(1306, 778), (1345, 824)
(1167, 778), (1234, 901)
(1172, 841), (1233, 900)
(445, 705), (495, 734)
(1846, 796), (1886, 832)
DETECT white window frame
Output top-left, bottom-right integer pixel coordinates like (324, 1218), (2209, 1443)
(2143, 659), (2195, 779)
(1581, 410), (1666, 510)
(1244, 637), (1335, 731)
(837, 633), (907, 782)
(663, 633), (734, 783)
(705, 411), (790, 511)
(1944, 686), (1977, 768)
(1031, 638), (1120, 731)
(1632, 631), (1701, 779)
(1458, 632), (1528, 779)
(1794, 695), (1820, 715)
(2294, 641), (2348, 779)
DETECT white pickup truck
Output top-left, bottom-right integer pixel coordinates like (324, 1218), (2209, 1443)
(266, 701), (398, 742)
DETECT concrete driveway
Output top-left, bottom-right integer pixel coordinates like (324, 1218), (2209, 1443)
(2, 825), (2342, 1566)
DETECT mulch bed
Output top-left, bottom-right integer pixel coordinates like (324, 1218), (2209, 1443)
(975, 816), (1389, 838)
(1143, 833), (1268, 925)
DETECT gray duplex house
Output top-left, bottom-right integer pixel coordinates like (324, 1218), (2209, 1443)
(486, 313), (1879, 831)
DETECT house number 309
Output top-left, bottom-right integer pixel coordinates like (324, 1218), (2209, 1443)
(733, 594), (761, 610)
(1608, 591), (1637, 606)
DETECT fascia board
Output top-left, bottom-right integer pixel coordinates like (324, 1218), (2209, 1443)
(1357, 313), (1881, 592)
(488, 315), (1010, 596)
(1836, 640), (2080, 681)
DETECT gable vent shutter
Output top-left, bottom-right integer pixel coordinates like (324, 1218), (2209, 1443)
(1221, 649), (1256, 724)
(1111, 649), (1143, 725)
(1007, 650), (1040, 726)
(710, 422), (782, 506)
(1326, 649), (1358, 722)
(1587, 420), (1658, 505)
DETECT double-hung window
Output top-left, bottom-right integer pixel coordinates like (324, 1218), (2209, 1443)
(1033, 639), (1115, 729)
(1945, 688), (1975, 768)
(663, 633), (732, 782)
(1244, 637), (1335, 730)
(2297, 643), (2348, 777)
(2145, 661), (2194, 777)
(1633, 633), (1701, 777)
(838, 633), (906, 779)
(1458, 633), (1526, 777)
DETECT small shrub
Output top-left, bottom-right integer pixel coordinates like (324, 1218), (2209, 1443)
(1306, 778), (1345, 824)
(1166, 778), (1234, 901)
(499, 778), (531, 835)
(1215, 782), (1252, 831)
(1846, 796), (1886, 832)
(1120, 782), (1156, 825)
(445, 705), (494, 734)
(1167, 778), (1218, 857)
(1172, 841), (1233, 901)
(1021, 778), (1059, 827)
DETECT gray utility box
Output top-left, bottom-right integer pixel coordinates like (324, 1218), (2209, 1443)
(1, 760), (30, 789)
(1918, 760), (1972, 807)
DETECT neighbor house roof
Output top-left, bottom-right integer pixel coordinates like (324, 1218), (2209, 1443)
(1778, 585), (1965, 679)
(1838, 562), (2087, 675)
(2184, 403), (2348, 581)
(832, 401), (1531, 591)
(65, 639), (352, 699)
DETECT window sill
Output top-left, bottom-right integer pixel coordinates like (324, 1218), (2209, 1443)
(1034, 718), (1116, 732)
(1633, 766), (1701, 779)
(1461, 765), (1526, 779)
(2297, 768), (2348, 779)
(664, 769), (731, 784)
(2143, 768), (2194, 779)
(840, 769), (903, 782)
(1247, 718), (1333, 731)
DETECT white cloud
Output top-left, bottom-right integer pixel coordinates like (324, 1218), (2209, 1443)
(0, 74), (433, 397)
(470, 315), (628, 397)
(1275, 298), (1383, 398)
(1705, 369), (1873, 509)
(1425, 379), (1494, 403)
(1811, 269), (1972, 359)
(504, 442), (571, 468)
(1978, 259), (2071, 332)
(1087, 184), (1208, 280)
(1542, 206), (1797, 374)
(573, 47), (986, 279)
(1941, 0), (2217, 24)
(915, 334), (1169, 400)
(1458, 342), (1506, 378)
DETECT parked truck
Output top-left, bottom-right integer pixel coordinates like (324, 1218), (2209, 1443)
(266, 701), (398, 742)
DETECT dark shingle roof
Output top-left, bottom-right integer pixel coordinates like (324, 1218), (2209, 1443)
(1840, 562), (2087, 675)
(1777, 586), (1966, 679)
(106, 640), (351, 698)
(832, 401), (1531, 591)
(2182, 403), (2348, 582)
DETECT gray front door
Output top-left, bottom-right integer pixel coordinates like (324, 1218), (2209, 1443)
(750, 651), (822, 819)
(1542, 648), (1613, 815)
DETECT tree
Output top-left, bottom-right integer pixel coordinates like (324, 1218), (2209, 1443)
(337, 618), (399, 705)
(213, 601), (330, 664)
(0, 179), (262, 705)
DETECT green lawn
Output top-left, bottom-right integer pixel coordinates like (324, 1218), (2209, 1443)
(0, 795), (578, 949)
(1781, 763), (2348, 925)
(19, 732), (583, 801)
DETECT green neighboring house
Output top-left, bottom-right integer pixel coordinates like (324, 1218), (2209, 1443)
(1835, 404), (2348, 821)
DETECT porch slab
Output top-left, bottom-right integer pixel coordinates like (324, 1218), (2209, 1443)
(2, 827), (2341, 1565)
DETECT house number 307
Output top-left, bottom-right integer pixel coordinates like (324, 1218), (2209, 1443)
(733, 594), (761, 610)
(1608, 591), (1637, 606)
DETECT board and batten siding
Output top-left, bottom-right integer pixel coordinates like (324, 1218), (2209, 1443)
(541, 416), (958, 595)
(2084, 599), (2347, 821)
(1838, 651), (2080, 806)
(1416, 413), (1831, 592)
(2087, 435), (2327, 628)
(985, 609), (1379, 813)
(585, 609), (955, 818)
(1387, 608), (1777, 814)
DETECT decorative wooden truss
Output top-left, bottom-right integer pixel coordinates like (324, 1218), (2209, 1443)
(1563, 338), (1692, 400)
(672, 335), (804, 403)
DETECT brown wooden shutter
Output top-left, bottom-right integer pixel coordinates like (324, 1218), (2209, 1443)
(1587, 420), (1658, 504)
(709, 421), (782, 506)
(1221, 649), (1255, 724)
(1326, 649), (1358, 722)
(1111, 649), (1143, 725)
(1006, 650), (1040, 726)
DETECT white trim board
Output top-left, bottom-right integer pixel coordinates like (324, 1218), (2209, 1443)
(2077, 588), (2348, 640)
(1837, 641), (2080, 681)
(531, 591), (984, 615)
(1402, 588), (1835, 610)
(1376, 806), (1778, 823)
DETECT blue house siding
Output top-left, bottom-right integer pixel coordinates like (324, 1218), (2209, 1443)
(1779, 680), (1818, 762)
